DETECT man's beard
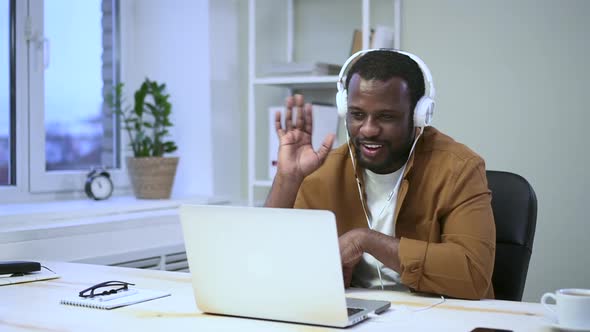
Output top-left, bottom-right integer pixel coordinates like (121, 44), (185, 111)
(353, 131), (415, 174)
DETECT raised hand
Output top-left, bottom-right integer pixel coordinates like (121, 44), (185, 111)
(275, 94), (335, 181)
(264, 94), (335, 208)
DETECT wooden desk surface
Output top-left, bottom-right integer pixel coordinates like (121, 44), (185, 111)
(0, 262), (555, 332)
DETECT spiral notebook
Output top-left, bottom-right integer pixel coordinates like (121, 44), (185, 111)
(60, 288), (170, 310)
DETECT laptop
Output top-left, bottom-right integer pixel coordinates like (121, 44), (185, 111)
(179, 204), (390, 328)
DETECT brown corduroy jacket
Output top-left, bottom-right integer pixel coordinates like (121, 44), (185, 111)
(294, 127), (495, 300)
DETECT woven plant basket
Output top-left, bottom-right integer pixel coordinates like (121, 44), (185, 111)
(127, 156), (179, 199)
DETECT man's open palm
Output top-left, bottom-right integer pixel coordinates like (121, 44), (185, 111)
(275, 95), (335, 180)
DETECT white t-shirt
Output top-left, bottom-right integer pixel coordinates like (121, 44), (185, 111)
(352, 168), (409, 290)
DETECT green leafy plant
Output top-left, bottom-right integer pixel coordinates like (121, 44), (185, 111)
(108, 78), (178, 157)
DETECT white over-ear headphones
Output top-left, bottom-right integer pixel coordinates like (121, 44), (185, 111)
(336, 49), (436, 128)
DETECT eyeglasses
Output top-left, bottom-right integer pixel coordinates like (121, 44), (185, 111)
(78, 280), (135, 298)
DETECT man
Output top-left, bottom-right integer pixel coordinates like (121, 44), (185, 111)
(265, 50), (495, 300)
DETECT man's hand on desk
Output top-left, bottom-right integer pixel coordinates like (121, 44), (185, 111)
(338, 228), (402, 287)
(338, 229), (365, 287)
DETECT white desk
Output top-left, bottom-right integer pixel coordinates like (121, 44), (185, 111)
(0, 262), (556, 331)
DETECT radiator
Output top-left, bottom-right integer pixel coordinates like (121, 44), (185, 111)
(76, 244), (189, 272)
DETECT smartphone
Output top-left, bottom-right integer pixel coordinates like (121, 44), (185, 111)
(470, 328), (513, 332)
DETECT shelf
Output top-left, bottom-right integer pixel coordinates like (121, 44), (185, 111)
(253, 75), (339, 89)
(247, 0), (402, 205)
(253, 180), (273, 187)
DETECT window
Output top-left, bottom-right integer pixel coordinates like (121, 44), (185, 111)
(0, 0), (127, 198)
(43, 0), (118, 171)
(28, 0), (126, 193)
(29, 0), (119, 192)
(0, 0), (13, 186)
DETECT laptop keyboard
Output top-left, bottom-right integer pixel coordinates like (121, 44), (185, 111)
(347, 307), (364, 316)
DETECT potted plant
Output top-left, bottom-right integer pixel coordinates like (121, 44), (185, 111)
(108, 78), (179, 199)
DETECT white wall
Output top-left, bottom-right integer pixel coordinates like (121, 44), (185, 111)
(209, 0), (243, 201)
(122, 0), (212, 198)
(401, 0), (590, 301)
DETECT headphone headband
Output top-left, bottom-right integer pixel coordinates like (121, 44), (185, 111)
(337, 48), (435, 100)
(336, 49), (436, 128)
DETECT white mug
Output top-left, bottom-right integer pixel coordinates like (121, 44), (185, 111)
(541, 288), (590, 329)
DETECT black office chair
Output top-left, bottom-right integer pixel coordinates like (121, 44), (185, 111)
(486, 170), (537, 301)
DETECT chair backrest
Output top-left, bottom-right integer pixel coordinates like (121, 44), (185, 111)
(486, 170), (537, 301)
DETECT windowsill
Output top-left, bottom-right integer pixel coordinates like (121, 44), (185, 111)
(0, 195), (232, 243)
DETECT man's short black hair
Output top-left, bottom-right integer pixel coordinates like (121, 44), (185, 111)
(344, 50), (426, 111)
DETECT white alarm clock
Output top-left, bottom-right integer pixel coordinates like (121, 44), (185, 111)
(85, 167), (114, 200)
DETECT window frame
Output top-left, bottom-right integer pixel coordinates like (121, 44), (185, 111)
(8, 0), (16, 185)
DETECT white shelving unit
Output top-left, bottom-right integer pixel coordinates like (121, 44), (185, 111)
(247, 0), (401, 205)
(253, 75), (340, 89)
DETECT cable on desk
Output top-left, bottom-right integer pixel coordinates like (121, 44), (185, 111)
(366, 295), (447, 324)
(41, 265), (57, 274)
(412, 296), (446, 312)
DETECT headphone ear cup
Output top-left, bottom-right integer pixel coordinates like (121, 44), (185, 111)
(336, 89), (348, 118)
(413, 97), (435, 127)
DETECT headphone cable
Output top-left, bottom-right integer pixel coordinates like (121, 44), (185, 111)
(348, 126), (424, 290)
